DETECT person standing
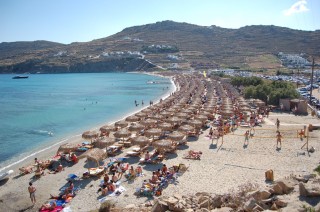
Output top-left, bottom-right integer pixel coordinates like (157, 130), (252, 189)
(28, 182), (36, 205)
(276, 118), (280, 130)
(276, 131), (282, 149)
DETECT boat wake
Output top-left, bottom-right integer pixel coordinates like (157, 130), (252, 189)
(28, 130), (54, 136)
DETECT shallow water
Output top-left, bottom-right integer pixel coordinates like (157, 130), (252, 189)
(0, 73), (174, 171)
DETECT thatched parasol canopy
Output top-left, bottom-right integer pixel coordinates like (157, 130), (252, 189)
(178, 124), (195, 133)
(168, 131), (185, 141)
(135, 111), (148, 118)
(113, 128), (132, 139)
(149, 114), (164, 121)
(125, 115), (140, 122)
(140, 119), (157, 126)
(92, 137), (116, 149)
(82, 131), (99, 142)
(188, 119), (203, 128)
(132, 136), (150, 147)
(100, 125), (116, 133)
(128, 123), (144, 132)
(160, 111), (173, 117)
(145, 128), (162, 136)
(57, 143), (79, 154)
(152, 139), (173, 151)
(115, 120), (128, 128)
(86, 148), (107, 166)
(194, 114), (208, 122)
(166, 116), (183, 124)
(176, 112), (189, 119)
(157, 122), (173, 131)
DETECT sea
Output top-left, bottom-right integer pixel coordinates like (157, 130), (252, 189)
(0, 72), (174, 172)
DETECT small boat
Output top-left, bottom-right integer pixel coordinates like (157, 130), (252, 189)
(12, 75), (29, 79)
(0, 170), (14, 181)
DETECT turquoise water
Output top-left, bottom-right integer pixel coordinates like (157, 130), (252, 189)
(0, 73), (174, 171)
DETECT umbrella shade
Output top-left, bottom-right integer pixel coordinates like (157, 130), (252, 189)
(113, 128), (132, 138)
(176, 112), (189, 119)
(168, 131), (185, 141)
(145, 128), (162, 137)
(125, 115), (140, 122)
(157, 122), (173, 131)
(194, 114), (208, 122)
(57, 143), (79, 154)
(115, 120), (128, 128)
(93, 137), (116, 149)
(135, 111), (148, 118)
(140, 119), (157, 126)
(100, 125), (116, 133)
(82, 131), (99, 141)
(179, 124), (195, 132)
(132, 136), (150, 147)
(86, 148), (107, 166)
(128, 123), (145, 132)
(166, 116), (183, 124)
(152, 139), (173, 150)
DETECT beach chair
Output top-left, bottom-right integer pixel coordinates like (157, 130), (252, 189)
(126, 151), (141, 157)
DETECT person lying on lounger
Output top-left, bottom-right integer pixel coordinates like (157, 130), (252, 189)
(48, 164), (64, 174)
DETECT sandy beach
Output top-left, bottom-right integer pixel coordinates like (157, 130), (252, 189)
(0, 74), (319, 212)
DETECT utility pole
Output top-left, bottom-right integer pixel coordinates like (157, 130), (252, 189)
(309, 58), (315, 104)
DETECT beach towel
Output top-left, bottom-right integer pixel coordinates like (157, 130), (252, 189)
(108, 186), (126, 197)
(40, 206), (63, 212)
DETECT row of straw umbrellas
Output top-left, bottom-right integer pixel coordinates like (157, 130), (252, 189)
(66, 73), (256, 165)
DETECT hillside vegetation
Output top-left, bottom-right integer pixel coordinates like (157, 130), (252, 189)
(0, 21), (319, 73)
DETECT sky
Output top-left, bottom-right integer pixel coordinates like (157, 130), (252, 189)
(0, 0), (319, 44)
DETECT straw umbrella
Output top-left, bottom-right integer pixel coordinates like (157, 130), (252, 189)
(132, 136), (150, 147)
(145, 128), (162, 141)
(167, 116), (183, 125)
(135, 111), (148, 118)
(153, 139), (174, 153)
(160, 111), (172, 117)
(149, 114), (164, 121)
(57, 143), (79, 154)
(82, 131), (99, 143)
(157, 122), (173, 131)
(92, 137), (116, 149)
(178, 124), (195, 133)
(140, 119), (157, 127)
(194, 114), (208, 122)
(115, 120), (128, 128)
(125, 115), (140, 122)
(188, 119), (203, 128)
(113, 128), (132, 140)
(100, 125), (116, 133)
(176, 112), (189, 119)
(168, 131), (185, 141)
(85, 148), (107, 167)
(128, 123), (144, 132)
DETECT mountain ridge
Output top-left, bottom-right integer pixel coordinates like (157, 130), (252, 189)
(0, 21), (319, 73)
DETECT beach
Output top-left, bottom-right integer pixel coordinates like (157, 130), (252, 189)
(0, 73), (319, 212)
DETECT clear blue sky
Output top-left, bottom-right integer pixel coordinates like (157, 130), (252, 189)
(1, 0), (319, 44)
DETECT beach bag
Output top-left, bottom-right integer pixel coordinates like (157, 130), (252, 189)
(265, 169), (274, 181)
(179, 164), (188, 172)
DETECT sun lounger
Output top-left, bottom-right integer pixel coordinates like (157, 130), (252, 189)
(126, 151), (141, 157)
(107, 146), (122, 156)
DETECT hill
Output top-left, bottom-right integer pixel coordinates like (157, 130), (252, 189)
(0, 21), (319, 73)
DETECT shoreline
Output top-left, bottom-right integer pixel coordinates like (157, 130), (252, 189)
(0, 72), (176, 174)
